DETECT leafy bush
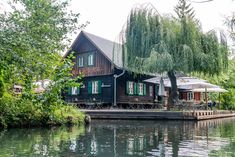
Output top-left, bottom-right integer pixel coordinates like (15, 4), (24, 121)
(221, 88), (235, 110)
(0, 95), (84, 128)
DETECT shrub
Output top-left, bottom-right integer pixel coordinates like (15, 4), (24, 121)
(0, 95), (84, 128)
(221, 88), (235, 110)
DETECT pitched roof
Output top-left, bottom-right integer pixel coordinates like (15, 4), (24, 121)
(64, 31), (123, 68)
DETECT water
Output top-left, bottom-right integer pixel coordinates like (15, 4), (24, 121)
(1, 118), (235, 157)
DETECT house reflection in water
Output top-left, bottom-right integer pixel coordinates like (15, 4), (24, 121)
(75, 118), (233, 157)
(0, 119), (234, 156)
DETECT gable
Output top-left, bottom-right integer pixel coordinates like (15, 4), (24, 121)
(64, 31), (123, 68)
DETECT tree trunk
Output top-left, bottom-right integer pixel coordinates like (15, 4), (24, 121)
(0, 69), (5, 98)
(167, 70), (179, 110)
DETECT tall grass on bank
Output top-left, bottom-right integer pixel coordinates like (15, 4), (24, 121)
(0, 95), (84, 128)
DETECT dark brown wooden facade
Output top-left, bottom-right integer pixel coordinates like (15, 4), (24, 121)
(116, 71), (155, 105)
(71, 33), (113, 77)
(64, 31), (156, 106)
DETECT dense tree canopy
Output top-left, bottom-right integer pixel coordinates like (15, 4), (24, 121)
(0, 0), (85, 96)
(120, 0), (228, 107)
(0, 0), (85, 127)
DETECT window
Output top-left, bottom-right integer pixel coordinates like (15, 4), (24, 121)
(88, 54), (94, 66)
(149, 85), (153, 97)
(126, 81), (134, 95)
(92, 81), (98, 94)
(72, 87), (77, 95)
(68, 87), (80, 95)
(187, 92), (194, 100)
(137, 83), (146, 96)
(88, 81), (101, 94)
(127, 82), (146, 96)
(78, 57), (83, 67)
(138, 83), (143, 95)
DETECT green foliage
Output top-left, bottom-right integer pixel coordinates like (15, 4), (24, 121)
(122, 7), (228, 75)
(0, 95), (84, 128)
(0, 125), (85, 156)
(40, 54), (81, 105)
(0, 69), (4, 98)
(120, 1), (228, 106)
(193, 60), (235, 109)
(0, 0), (86, 92)
(0, 0), (86, 127)
(220, 88), (235, 110)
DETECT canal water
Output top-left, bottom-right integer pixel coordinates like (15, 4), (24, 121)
(1, 118), (235, 157)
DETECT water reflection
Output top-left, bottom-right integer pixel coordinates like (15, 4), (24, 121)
(0, 126), (85, 157)
(80, 118), (235, 157)
(0, 118), (235, 156)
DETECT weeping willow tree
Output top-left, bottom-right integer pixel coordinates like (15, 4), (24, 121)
(119, 1), (228, 107)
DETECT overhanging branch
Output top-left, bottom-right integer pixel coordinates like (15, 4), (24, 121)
(188, 0), (214, 3)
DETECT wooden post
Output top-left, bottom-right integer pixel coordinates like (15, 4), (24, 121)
(205, 87), (208, 110)
(218, 93), (220, 110)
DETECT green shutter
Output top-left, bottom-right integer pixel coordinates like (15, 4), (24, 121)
(155, 85), (159, 96)
(137, 83), (140, 95)
(88, 81), (92, 94)
(126, 81), (130, 95)
(77, 87), (80, 95)
(134, 83), (137, 95)
(143, 84), (146, 96)
(98, 80), (102, 94)
(68, 87), (72, 95)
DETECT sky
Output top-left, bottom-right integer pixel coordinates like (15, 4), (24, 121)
(1, 0), (234, 46)
(70, 0), (235, 42)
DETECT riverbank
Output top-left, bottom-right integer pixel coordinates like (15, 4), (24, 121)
(0, 97), (85, 128)
(82, 109), (235, 121)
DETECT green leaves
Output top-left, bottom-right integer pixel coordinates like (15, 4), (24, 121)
(0, 0), (85, 127)
(0, 0), (86, 94)
(143, 42), (173, 74)
(120, 2), (229, 106)
(121, 3), (228, 77)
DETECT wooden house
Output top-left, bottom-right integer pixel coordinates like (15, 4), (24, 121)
(63, 31), (156, 108)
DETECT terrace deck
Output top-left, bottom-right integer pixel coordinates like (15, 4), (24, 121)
(82, 109), (235, 121)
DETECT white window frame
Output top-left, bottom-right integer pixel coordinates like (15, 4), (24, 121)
(129, 82), (134, 95)
(88, 54), (94, 66)
(138, 83), (143, 95)
(149, 85), (153, 97)
(188, 92), (194, 100)
(71, 87), (77, 95)
(78, 57), (83, 67)
(92, 81), (98, 94)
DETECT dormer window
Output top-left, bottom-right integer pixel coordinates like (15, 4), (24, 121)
(88, 54), (94, 66)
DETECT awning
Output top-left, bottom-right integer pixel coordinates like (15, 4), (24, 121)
(190, 88), (228, 93)
(178, 82), (219, 90)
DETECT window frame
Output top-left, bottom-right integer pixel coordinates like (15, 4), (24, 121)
(129, 81), (134, 95)
(92, 81), (98, 94)
(88, 80), (101, 94)
(88, 54), (94, 66)
(78, 57), (84, 67)
(138, 83), (144, 96)
(187, 92), (194, 100)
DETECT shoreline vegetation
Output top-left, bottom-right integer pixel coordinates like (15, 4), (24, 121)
(0, 54), (85, 129)
(0, 96), (85, 128)
(0, 0), (86, 129)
